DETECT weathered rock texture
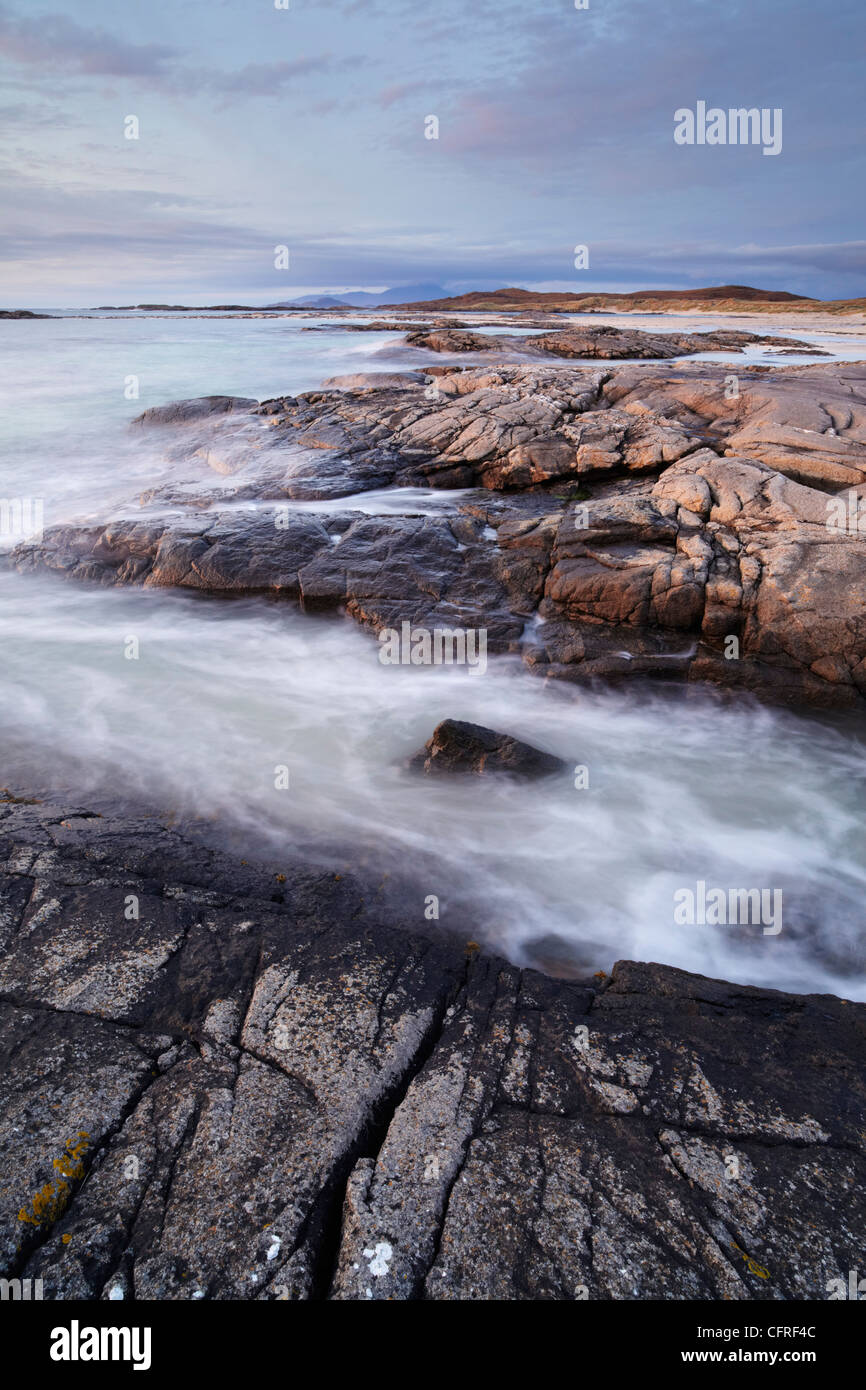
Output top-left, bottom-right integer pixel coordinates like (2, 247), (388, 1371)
(0, 803), (862, 1300)
(8, 361), (866, 708)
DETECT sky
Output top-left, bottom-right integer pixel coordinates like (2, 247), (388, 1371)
(0, 0), (863, 305)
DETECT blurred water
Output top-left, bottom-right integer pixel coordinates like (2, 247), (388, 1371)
(0, 312), (864, 997)
(0, 570), (863, 999)
(0, 314), (412, 533)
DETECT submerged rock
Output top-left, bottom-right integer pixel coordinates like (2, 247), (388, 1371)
(408, 718), (567, 778)
(132, 395), (258, 427)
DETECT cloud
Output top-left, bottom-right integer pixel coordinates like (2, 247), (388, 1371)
(0, 0), (863, 302)
(0, 5), (342, 102)
(211, 56), (342, 97)
(401, 0), (863, 177)
(376, 82), (429, 109)
(0, 100), (78, 129)
(0, 4), (179, 77)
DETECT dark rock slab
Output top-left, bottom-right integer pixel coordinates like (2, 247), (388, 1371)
(0, 802), (862, 1300)
(333, 960), (866, 1300)
(0, 800), (470, 1300)
(297, 514), (522, 644)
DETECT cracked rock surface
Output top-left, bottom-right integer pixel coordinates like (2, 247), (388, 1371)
(1, 802), (863, 1300)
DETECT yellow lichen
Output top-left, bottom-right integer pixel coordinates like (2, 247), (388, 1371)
(730, 1242), (770, 1280)
(17, 1133), (89, 1228)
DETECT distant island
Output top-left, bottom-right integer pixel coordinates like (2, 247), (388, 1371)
(3, 285), (864, 319)
(387, 284), (866, 313)
(84, 284), (866, 315)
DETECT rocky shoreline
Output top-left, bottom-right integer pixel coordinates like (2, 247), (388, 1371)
(1, 798), (863, 1300)
(10, 339), (866, 709)
(2, 324), (865, 1300)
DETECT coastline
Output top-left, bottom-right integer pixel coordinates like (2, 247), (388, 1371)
(2, 314), (865, 1302)
(5, 305), (866, 333)
(9, 340), (866, 711)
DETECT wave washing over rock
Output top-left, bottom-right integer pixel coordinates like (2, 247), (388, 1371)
(1, 317), (865, 1302)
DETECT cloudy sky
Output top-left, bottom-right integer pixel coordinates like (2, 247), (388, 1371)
(1, 0), (863, 305)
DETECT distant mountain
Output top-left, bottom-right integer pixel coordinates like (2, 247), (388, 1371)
(347, 283), (451, 307)
(269, 283), (451, 310)
(276, 294), (353, 308)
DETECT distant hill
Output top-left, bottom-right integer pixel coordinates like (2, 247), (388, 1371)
(388, 284), (816, 311)
(611, 284), (809, 303)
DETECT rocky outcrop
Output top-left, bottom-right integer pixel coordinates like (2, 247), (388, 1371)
(255, 359), (866, 497)
(305, 320), (443, 333)
(522, 448), (866, 704)
(9, 361), (866, 709)
(404, 325), (815, 361)
(408, 720), (567, 779)
(604, 361), (866, 491)
(0, 802), (862, 1300)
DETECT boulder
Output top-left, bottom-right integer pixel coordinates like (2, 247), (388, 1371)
(408, 719), (567, 778)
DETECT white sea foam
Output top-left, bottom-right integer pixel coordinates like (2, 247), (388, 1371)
(0, 569), (863, 999)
